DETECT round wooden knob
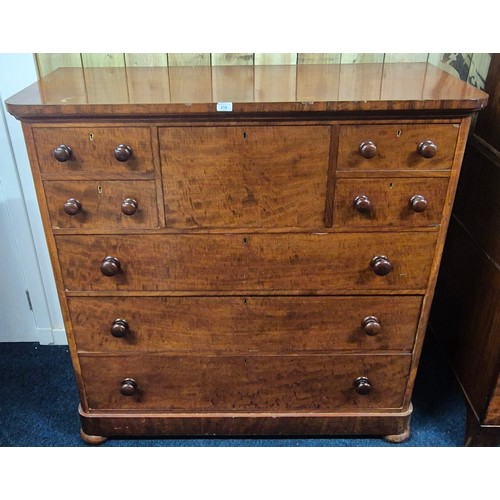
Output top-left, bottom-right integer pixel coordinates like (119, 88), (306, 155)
(370, 255), (393, 276)
(121, 198), (138, 216)
(53, 145), (72, 162)
(359, 141), (377, 159)
(100, 256), (121, 276)
(362, 316), (382, 336)
(354, 195), (372, 213)
(409, 195), (428, 213)
(114, 144), (133, 162)
(63, 198), (82, 215)
(110, 319), (129, 338)
(120, 378), (138, 396)
(417, 140), (437, 158)
(354, 377), (372, 395)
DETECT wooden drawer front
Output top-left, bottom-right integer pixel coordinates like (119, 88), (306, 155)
(338, 123), (459, 171)
(80, 353), (411, 411)
(55, 232), (438, 292)
(33, 127), (154, 178)
(68, 296), (422, 353)
(44, 180), (159, 229)
(333, 177), (449, 228)
(159, 125), (331, 228)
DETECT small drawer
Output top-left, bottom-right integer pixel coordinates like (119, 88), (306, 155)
(44, 180), (159, 229)
(33, 126), (154, 178)
(337, 123), (460, 171)
(333, 177), (450, 228)
(68, 295), (422, 353)
(79, 353), (412, 411)
(54, 232), (438, 293)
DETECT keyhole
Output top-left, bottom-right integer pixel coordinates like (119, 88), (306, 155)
(396, 130), (402, 138)
(89, 132), (95, 142)
(243, 132), (247, 140)
(389, 182), (394, 189)
(97, 185), (103, 194)
(243, 237), (248, 245)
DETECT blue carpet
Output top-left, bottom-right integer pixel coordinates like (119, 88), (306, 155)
(0, 333), (467, 446)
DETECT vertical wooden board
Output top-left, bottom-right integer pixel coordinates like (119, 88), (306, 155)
(340, 54), (385, 64)
(298, 54), (341, 64)
(36, 53), (82, 78)
(126, 67), (171, 103)
(211, 53), (253, 65)
(254, 65), (296, 101)
(428, 53), (473, 82)
(167, 53), (210, 66)
(296, 64), (340, 101)
(168, 66), (212, 102)
(211, 65), (254, 102)
(82, 67), (128, 103)
(81, 53), (126, 67)
(468, 53), (492, 89)
(384, 54), (429, 63)
(338, 63), (383, 101)
(124, 53), (168, 66)
(254, 53), (297, 65)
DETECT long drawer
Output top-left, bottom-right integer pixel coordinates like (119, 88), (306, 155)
(55, 232), (438, 292)
(79, 353), (412, 411)
(68, 296), (423, 353)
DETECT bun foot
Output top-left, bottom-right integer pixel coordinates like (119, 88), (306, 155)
(80, 428), (107, 445)
(384, 427), (411, 444)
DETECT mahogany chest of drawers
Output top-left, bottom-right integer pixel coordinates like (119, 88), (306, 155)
(6, 63), (488, 444)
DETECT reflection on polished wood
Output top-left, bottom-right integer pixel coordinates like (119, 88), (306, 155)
(6, 63), (487, 117)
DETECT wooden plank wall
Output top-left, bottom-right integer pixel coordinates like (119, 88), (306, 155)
(35, 53), (492, 89)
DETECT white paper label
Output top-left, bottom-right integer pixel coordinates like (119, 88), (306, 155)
(216, 102), (233, 112)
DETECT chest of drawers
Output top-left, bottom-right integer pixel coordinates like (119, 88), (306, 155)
(6, 63), (488, 444)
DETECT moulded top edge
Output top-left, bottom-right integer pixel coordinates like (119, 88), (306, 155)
(5, 64), (489, 119)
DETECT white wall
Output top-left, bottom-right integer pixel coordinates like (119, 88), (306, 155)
(0, 53), (66, 344)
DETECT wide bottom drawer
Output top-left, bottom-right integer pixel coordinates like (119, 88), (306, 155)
(79, 353), (411, 412)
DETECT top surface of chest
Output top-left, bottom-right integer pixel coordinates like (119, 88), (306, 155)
(5, 63), (488, 119)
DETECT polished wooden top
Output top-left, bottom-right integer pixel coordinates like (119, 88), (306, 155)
(6, 63), (488, 119)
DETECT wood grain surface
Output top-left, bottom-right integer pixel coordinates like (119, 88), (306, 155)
(68, 295), (422, 353)
(6, 64), (488, 119)
(6, 62), (485, 440)
(79, 353), (412, 411)
(160, 125), (331, 228)
(54, 232), (438, 293)
(43, 180), (159, 229)
(79, 405), (413, 437)
(337, 123), (460, 171)
(333, 177), (450, 228)
(33, 126), (154, 179)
